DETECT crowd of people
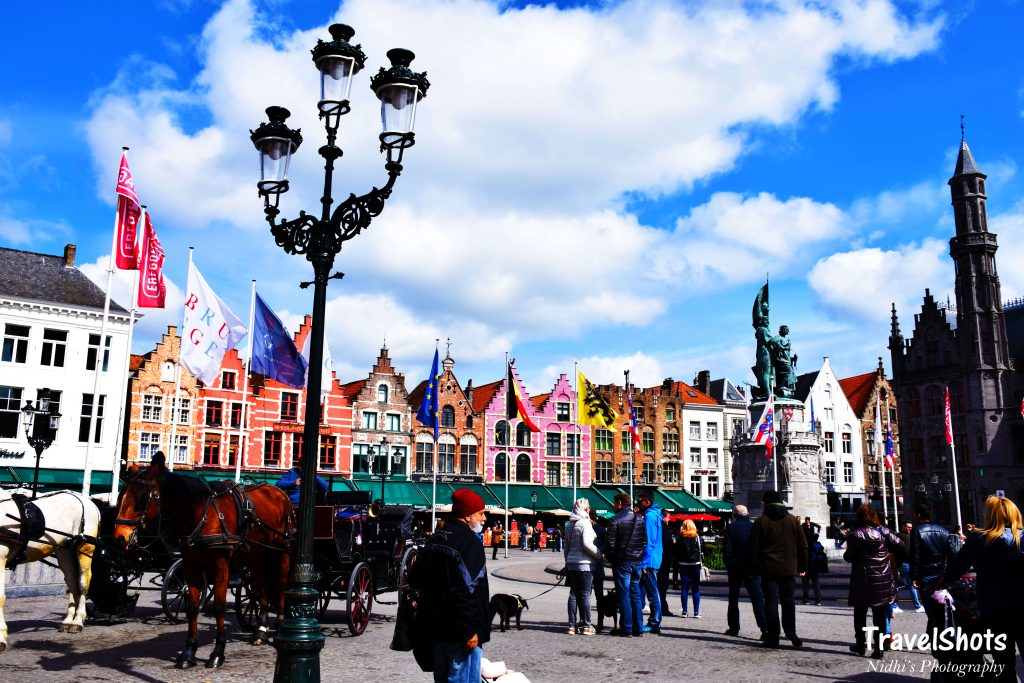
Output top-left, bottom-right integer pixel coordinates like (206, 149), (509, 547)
(406, 487), (1024, 683)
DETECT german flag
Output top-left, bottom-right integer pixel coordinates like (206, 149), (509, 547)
(506, 361), (541, 432)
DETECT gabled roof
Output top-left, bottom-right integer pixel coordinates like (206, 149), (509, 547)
(129, 354), (145, 372)
(658, 380), (718, 406)
(340, 379), (367, 399)
(471, 379), (503, 414)
(795, 371), (819, 402)
(408, 379), (428, 408)
(0, 246), (128, 314)
(531, 392), (550, 410)
(839, 371), (876, 417)
(708, 378), (745, 403)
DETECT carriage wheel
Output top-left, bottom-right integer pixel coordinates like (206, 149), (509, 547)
(234, 576), (261, 634)
(161, 559), (208, 624)
(398, 546), (418, 598)
(346, 562), (374, 636)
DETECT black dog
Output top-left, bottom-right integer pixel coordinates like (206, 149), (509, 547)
(489, 593), (528, 632)
(595, 587), (618, 634)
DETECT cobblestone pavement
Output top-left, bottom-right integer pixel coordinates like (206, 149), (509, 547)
(0, 549), (1001, 682)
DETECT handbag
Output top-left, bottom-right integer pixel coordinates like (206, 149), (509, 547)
(697, 535), (710, 581)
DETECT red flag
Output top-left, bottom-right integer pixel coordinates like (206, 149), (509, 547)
(114, 152), (142, 270)
(136, 213), (166, 308)
(1020, 396), (1024, 419)
(944, 387), (953, 446)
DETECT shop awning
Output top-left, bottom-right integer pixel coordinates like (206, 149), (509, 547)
(414, 482), (505, 509)
(542, 486), (615, 514)
(658, 488), (711, 513)
(0, 466), (114, 494)
(351, 479), (429, 506)
(700, 497), (734, 513)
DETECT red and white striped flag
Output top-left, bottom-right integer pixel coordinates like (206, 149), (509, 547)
(944, 387), (954, 446)
(752, 394), (775, 459)
(626, 389), (641, 453)
(114, 151), (142, 270)
(136, 213), (166, 308)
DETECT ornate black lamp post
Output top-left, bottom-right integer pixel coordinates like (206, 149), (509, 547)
(914, 477), (953, 525)
(21, 389), (61, 500)
(250, 23), (429, 683)
(371, 436), (400, 505)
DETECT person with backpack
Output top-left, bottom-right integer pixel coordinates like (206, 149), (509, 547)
(844, 503), (905, 660)
(604, 492), (647, 637)
(801, 531), (828, 605)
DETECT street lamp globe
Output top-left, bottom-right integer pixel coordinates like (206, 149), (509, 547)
(312, 24), (367, 129)
(370, 48), (430, 151)
(249, 106), (303, 206)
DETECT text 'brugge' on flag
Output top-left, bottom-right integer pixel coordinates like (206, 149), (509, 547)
(416, 348), (441, 442)
(250, 293), (308, 389)
(577, 369), (617, 432)
(180, 262), (247, 385)
(506, 360), (541, 432)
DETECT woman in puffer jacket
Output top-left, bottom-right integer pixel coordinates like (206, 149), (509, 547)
(844, 503), (905, 659)
(675, 519), (703, 618)
(564, 498), (603, 635)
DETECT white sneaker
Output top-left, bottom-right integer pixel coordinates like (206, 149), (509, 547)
(891, 606), (903, 614)
(914, 606), (925, 613)
(642, 606), (650, 614)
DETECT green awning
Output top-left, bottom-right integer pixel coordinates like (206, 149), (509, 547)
(700, 498), (734, 513)
(413, 482), (505, 509)
(658, 488), (710, 513)
(352, 479), (428, 506)
(485, 483), (554, 510)
(0, 467), (113, 493)
(544, 486), (615, 514)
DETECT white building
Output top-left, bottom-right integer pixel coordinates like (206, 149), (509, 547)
(707, 376), (749, 499)
(796, 357), (867, 513)
(674, 380), (727, 500)
(0, 244), (131, 493)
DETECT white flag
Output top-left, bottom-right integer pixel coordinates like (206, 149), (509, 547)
(873, 401), (882, 461)
(302, 330), (334, 398)
(180, 262), (247, 384)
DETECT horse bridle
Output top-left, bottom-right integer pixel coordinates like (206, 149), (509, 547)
(115, 478), (161, 547)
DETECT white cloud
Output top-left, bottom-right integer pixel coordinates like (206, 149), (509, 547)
(989, 203), (1024, 301)
(0, 215), (31, 244)
(0, 119), (11, 146)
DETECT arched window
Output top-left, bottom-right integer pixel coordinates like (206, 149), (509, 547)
(495, 420), (508, 446)
(377, 384), (388, 403)
(466, 414), (474, 429)
(515, 453), (531, 482)
(441, 405), (455, 428)
(516, 423), (532, 447)
(494, 452), (508, 481)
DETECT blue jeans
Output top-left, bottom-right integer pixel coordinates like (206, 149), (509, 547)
(680, 565), (702, 615)
(640, 567), (661, 628)
(432, 642), (482, 683)
(897, 562), (921, 608)
(613, 564), (643, 635)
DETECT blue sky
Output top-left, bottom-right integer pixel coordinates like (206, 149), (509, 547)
(2, 0), (1023, 396)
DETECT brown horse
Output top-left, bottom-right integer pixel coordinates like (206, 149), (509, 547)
(113, 453), (293, 668)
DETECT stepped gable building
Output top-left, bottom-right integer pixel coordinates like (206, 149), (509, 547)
(407, 347), (482, 481)
(478, 365), (545, 484)
(0, 244), (132, 492)
(342, 344), (412, 480)
(839, 359), (904, 518)
(889, 135), (1024, 523)
(524, 373), (590, 487)
(701, 372), (748, 499)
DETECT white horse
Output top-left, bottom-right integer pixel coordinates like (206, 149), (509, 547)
(0, 488), (100, 651)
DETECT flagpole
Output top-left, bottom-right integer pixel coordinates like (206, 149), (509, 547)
(236, 280), (256, 483)
(430, 340), (440, 532)
(168, 248), (194, 472)
(107, 266), (140, 503)
(571, 361), (578, 506)
(890, 463), (899, 530)
(504, 351), (510, 560)
(770, 379), (777, 492)
(625, 369), (634, 503)
(876, 401), (888, 526)
(945, 387), (963, 530)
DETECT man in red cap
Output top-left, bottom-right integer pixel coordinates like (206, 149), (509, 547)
(410, 488), (490, 682)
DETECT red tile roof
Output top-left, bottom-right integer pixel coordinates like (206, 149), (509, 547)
(408, 379), (428, 408)
(839, 372), (876, 418)
(129, 354), (145, 372)
(658, 380), (719, 405)
(471, 379), (504, 414)
(340, 379), (367, 399)
(531, 392), (550, 410)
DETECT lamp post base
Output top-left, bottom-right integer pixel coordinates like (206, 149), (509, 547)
(273, 561), (325, 683)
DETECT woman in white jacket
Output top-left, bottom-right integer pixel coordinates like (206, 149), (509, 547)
(564, 498), (603, 635)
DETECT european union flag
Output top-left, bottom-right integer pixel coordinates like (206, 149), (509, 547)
(416, 348), (440, 442)
(250, 293), (308, 389)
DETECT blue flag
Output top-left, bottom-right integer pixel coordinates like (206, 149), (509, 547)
(809, 396), (816, 433)
(416, 349), (440, 442)
(250, 293), (308, 389)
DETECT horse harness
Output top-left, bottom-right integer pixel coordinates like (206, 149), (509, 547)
(1, 491), (87, 569)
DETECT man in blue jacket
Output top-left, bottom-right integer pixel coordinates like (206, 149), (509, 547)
(637, 490), (663, 634)
(275, 457), (328, 505)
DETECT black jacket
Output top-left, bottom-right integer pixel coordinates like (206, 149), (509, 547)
(748, 503), (808, 577)
(945, 529), (1024, 620)
(722, 517), (755, 573)
(409, 520), (490, 646)
(844, 525), (905, 608)
(909, 522), (960, 583)
(675, 536), (702, 565)
(605, 508), (646, 565)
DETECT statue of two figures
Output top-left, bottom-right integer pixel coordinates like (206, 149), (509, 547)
(751, 282), (797, 401)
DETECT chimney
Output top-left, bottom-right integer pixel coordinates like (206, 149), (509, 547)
(465, 379), (474, 407)
(63, 244), (76, 268)
(696, 370), (711, 395)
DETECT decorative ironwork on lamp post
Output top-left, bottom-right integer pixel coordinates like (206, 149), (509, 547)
(21, 389), (61, 500)
(371, 436), (400, 505)
(250, 23), (429, 683)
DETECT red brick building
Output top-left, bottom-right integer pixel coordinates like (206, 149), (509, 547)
(341, 345), (412, 479)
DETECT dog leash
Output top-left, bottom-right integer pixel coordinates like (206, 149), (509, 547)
(519, 571), (566, 602)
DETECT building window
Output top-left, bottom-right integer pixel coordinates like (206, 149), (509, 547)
(516, 423), (532, 447)
(494, 453), (508, 482)
(2, 324), (29, 364)
(494, 420), (508, 445)
(622, 430), (634, 450)
(280, 393), (299, 421)
(161, 361), (175, 383)
(230, 402), (243, 429)
(843, 461), (854, 485)
(595, 429), (613, 451)
(641, 460), (656, 483)
(319, 436), (336, 470)
(352, 443), (371, 474)
(632, 404), (643, 422)
(415, 442), (433, 474)
(386, 413), (401, 432)
(29, 389), (60, 441)
(689, 421), (701, 440)
(221, 371), (236, 390)
(824, 407), (834, 423)
(566, 433), (580, 459)
(264, 432), (283, 467)
(438, 442), (455, 473)
(663, 432), (679, 455)
(291, 434), (304, 467)
(690, 448), (701, 466)
(690, 476), (702, 497)
(40, 329), (68, 367)
(206, 400), (223, 427)
(139, 432), (160, 461)
(824, 431), (834, 453)
(556, 402), (570, 422)
(227, 436), (239, 468)
(390, 445), (407, 474)
(566, 461), (582, 487)
(948, 383), (964, 413)
(361, 411), (378, 430)
(642, 431), (654, 453)
(440, 405), (455, 428)
(706, 423), (718, 440)
(173, 397), (191, 425)
(925, 386), (942, 417)
(595, 460), (613, 483)
(172, 434), (189, 464)
(842, 432), (852, 454)
(203, 435), (221, 466)
(707, 448), (719, 467)
(707, 476), (720, 498)
(86, 334), (111, 372)
(515, 454), (531, 482)
(377, 384), (388, 403)
(825, 461), (836, 484)
(546, 432), (561, 456)
(142, 394), (163, 422)
(663, 461), (680, 484)
(466, 414), (474, 429)
(905, 389), (920, 418)
(732, 418), (745, 439)
(78, 393), (105, 444)
(546, 462), (560, 486)
(0, 386), (24, 438)
(460, 444), (477, 474)
(665, 406), (676, 422)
